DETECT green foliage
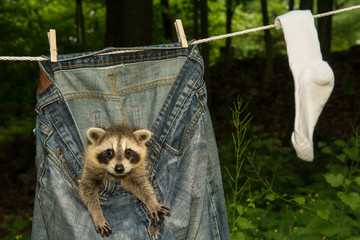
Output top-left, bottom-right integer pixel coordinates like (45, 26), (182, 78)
(222, 98), (360, 239)
(0, 215), (32, 240)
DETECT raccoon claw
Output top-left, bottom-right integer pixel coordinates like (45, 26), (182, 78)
(95, 221), (113, 238)
(150, 204), (171, 222)
(159, 205), (171, 217)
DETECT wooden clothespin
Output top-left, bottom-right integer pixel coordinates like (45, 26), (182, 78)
(47, 29), (58, 62)
(174, 19), (188, 48)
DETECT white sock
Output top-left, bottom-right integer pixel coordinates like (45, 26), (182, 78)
(275, 10), (334, 162)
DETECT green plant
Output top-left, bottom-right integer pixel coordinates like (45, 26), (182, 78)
(0, 215), (31, 240)
(222, 99), (360, 239)
(224, 98), (257, 240)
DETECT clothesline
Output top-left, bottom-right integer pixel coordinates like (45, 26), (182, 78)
(191, 5), (360, 45)
(0, 4), (359, 62)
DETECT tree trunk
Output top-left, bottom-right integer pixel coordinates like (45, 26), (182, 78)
(200, 0), (212, 106)
(76, 0), (86, 45)
(224, 0), (234, 55)
(289, 0), (294, 11)
(161, 0), (176, 41)
(300, 0), (313, 11)
(261, 0), (273, 88)
(317, 0), (333, 61)
(193, 0), (199, 39)
(105, 0), (153, 47)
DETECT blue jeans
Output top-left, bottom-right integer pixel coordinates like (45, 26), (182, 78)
(32, 43), (230, 240)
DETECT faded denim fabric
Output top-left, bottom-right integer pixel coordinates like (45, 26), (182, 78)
(32, 43), (230, 240)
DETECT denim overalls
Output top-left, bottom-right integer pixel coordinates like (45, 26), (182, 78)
(32, 43), (230, 240)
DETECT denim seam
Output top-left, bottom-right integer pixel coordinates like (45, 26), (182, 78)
(57, 148), (80, 185)
(150, 57), (189, 131)
(52, 52), (188, 71)
(160, 71), (201, 146)
(39, 121), (52, 136)
(117, 77), (176, 92)
(63, 81), (175, 101)
(36, 91), (61, 113)
(62, 77), (176, 98)
(108, 68), (129, 125)
(45, 107), (83, 168)
(206, 181), (221, 239)
(37, 149), (47, 208)
(195, 85), (206, 97)
(46, 149), (80, 195)
(178, 107), (205, 154)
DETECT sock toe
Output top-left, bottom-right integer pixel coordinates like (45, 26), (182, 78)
(291, 131), (314, 162)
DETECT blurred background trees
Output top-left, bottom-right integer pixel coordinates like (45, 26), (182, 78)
(0, 0), (359, 238)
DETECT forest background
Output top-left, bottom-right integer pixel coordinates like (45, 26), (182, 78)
(0, 0), (359, 239)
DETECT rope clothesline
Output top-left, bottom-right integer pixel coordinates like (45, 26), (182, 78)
(190, 5), (360, 45)
(0, 4), (359, 62)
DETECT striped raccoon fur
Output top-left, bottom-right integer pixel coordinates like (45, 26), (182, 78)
(80, 124), (170, 237)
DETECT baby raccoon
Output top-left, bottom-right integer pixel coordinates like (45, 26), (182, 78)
(80, 124), (170, 237)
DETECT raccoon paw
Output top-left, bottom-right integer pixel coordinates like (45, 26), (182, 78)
(149, 204), (171, 222)
(95, 221), (113, 238)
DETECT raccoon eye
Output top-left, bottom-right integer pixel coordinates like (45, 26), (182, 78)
(104, 149), (114, 158)
(124, 149), (133, 158)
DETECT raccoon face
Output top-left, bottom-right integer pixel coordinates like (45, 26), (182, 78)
(86, 126), (151, 177)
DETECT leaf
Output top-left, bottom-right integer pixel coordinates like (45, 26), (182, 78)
(324, 173), (344, 187)
(12, 219), (28, 231)
(236, 205), (243, 215)
(337, 192), (360, 211)
(321, 146), (332, 154)
(305, 216), (339, 236)
(354, 177), (360, 186)
(316, 209), (331, 221)
(230, 231), (245, 240)
(345, 178), (352, 186)
(336, 154), (346, 163)
(334, 139), (346, 147)
(0, 223), (9, 229)
(265, 193), (276, 201)
(292, 196), (306, 205)
(235, 216), (256, 230)
(248, 203), (255, 208)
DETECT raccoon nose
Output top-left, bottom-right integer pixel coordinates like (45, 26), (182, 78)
(114, 164), (125, 173)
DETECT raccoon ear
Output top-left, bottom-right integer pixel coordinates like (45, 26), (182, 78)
(87, 127), (106, 144)
(133, 129), (151, 144)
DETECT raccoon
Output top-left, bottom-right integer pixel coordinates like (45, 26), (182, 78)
(80, 124), (170, 237)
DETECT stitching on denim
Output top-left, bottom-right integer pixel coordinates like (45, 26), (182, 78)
(39, 121), (52, 136)
(132, 105), (140, 127)
(61, 76), (175, 97)
(37, 150), (47, 207)
(178, 107), (204, 154)
(44, 107), (83, 168)
(66, 96), (117, 100)
(92, 111), (102, 127)
(52, 52), (188, 71)
(161, 72), (201, 145)
(196, 84), (206, 97)
(164, 143), (179, 156)
(108, 68), (129, 125)
(117, 81), (175, 96)
(111, 68), (129, 125)
(57, 148), (79, 186)
(36, 92), (60, 111)
(206, 181), (222, 239)
(47, 149), (80, 195)
(63, 81), (175, 101)
(150, 57), (189, 131)
(117, 77), (176, 92)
